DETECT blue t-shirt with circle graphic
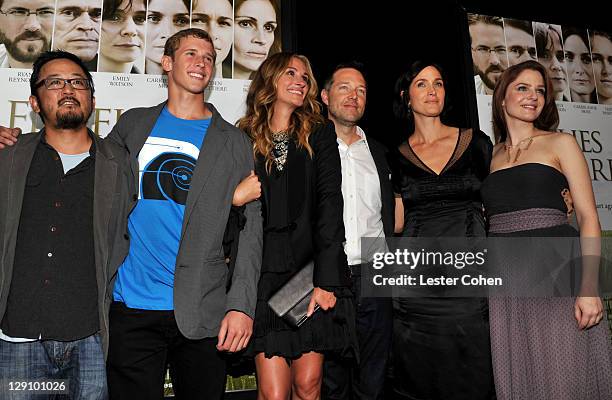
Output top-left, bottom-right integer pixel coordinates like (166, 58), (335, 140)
(113, 107), (210, 310)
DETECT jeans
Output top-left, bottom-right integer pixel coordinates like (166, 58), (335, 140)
(0, 333), (107, 400)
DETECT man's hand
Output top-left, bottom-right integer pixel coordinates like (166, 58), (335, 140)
(307, 287), (336, 317)
(217, 310), (253, 352)
(0, 126), (21, 149)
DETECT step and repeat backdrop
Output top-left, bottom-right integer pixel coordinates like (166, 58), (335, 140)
(0, 0), (283, 134)
(466, 13), (612, 230)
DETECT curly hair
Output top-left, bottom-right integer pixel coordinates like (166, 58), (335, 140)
(237, 52), (324, 172)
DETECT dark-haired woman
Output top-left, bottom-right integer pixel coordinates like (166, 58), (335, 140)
(563, 27), (598, 104)
(389, 61), (495, 400)
(481, 60), (612, 399)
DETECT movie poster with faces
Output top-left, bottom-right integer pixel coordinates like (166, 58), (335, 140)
(0, 0), (282, 136)
(467, 13), (612, 229)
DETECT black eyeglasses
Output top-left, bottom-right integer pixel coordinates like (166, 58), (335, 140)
(472, 46), (508, 57)
(35, 78), (91, 91)
(0, 7), (54, 20)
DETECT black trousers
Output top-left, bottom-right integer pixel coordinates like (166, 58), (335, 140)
(322, 264), (393, 400)
(107, 302), (227, 400)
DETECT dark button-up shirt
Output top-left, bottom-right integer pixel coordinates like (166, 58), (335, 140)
(1, 135), (98, 341)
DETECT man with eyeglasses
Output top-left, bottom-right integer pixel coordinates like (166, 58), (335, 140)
(53, 0), (103, 71)
(0, 0), (54, 69)
(0, 50), (132, 399)
(504, 19), (537, 66)
(468, 14), (508, 95)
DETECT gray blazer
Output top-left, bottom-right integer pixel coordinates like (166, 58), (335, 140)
(0, 130), (134, 356)
(108, 102), (263, 339)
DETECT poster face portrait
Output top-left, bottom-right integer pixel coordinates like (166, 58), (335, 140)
(233, 0), (280, 80)
(98, 0), (147, 73)
(144, 0), (190, 74)
(504, 19), (537, 66)
(0, 0), (54, 69)
(53, 0), (103, 71)
(590, 31), (612, 105)
(533, 22), (571, 101)
(563, 27), (597, 104)
(468, 14), (508, 95)
(191, 0), (233, 79)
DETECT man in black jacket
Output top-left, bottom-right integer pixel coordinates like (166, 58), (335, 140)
(321, 62), (395, 400)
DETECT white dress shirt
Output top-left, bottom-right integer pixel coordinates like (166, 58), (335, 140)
(337, 126), (386, 265)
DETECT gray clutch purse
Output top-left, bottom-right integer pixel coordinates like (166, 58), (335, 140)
(267, 260), (319, 328)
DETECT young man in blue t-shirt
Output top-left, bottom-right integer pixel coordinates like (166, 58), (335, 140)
(104, 29), (262, 398)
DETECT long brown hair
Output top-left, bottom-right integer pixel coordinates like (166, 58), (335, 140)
(492, 60), (559, 144)
(237, 52), (323, 172)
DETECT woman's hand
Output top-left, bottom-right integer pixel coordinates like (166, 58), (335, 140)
(232, 170), (261, 206)
(307, 287), (336, 317)
(574, 296), (604, 330)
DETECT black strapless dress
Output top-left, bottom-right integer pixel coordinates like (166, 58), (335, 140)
(388, 129), (495, 400)
(481, 163), (612, 400)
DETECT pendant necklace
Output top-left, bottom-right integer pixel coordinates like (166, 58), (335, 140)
(504, 136), (534, 163)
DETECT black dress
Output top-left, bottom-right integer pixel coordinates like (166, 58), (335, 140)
(249, 123), (357, 360)
(388, 128), (495, 400)
(481, 163), (612, 400)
